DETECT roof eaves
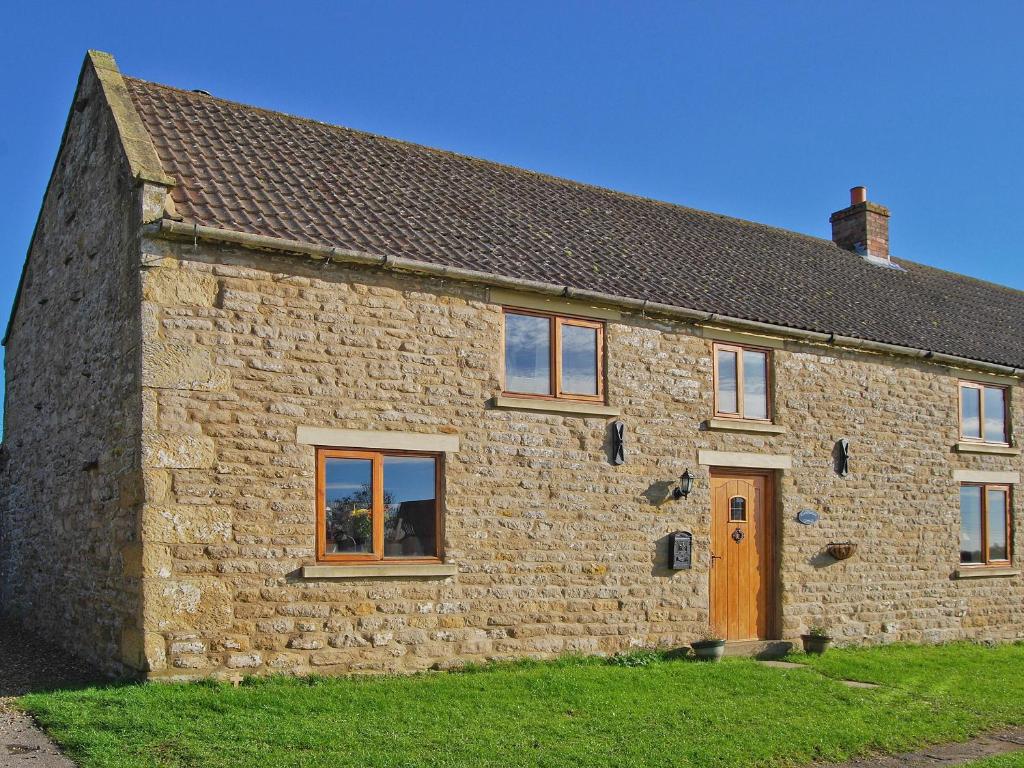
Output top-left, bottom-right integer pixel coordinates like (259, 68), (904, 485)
(153, 218), (1024, 379)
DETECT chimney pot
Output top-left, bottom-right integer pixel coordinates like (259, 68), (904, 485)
(850, 186), (867, 205)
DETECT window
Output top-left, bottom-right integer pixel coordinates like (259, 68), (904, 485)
(959, 382), (1009, 444)
(960, 484), (1011, 566)
(729, 496), (747, 522)
(316, 448), (442, 563)
(714, 343), (771, 421)
(503, 308), (605, 401)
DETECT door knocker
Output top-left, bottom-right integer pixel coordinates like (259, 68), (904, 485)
(731, 527), (745, 543)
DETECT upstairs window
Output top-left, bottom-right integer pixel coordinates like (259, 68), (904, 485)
(959, 382), (1008, 444)
(317, 449), (442, 563)
(714, 343), (771, 421)
(960, 484), (1011, 566)
(503, 308), (605, 402)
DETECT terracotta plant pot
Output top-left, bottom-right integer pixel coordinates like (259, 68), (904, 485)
(801, 634), (833, 654)
(826, 541), (857, 560)
(691, 639), (726, 662)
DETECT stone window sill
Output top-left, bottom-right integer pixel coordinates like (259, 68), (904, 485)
(703, 417), (787, 435)
(954, 566), (1019, 579)
(302, 563), (458, 579)
(488, 395), (621, 418)
(954, 442), (1021, 456)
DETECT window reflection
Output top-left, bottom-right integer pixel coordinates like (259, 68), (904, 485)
(561, 324), (598, 395)
(323, 458), (374, 554)
(984, 387), (1006, 443)
(960, 485), (983, 564)
(960, 386), (981, 439)
(505, 313), (551, 394)
(383, 456), (437, 558)
(987, 489), (1008, 561)
(742, 350), (768, 420)
(717, 349), (738, 414)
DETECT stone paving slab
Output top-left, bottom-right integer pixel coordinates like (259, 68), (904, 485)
(839, 679), (881, 689)
(758, 660), (808, 670)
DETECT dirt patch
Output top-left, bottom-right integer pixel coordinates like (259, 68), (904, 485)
(817, 726), (1024, 767)
(0, 619), (104, 767)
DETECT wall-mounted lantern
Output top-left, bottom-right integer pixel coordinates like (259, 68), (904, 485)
(672, 469), (695, 500)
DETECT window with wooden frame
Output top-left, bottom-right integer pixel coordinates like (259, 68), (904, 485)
(960, 484), (1011, 566)
(713, 343), (771, 421)
(502, 308), (605, 402)
(316, 448), (442, 563)
(959, 381), (1009, 445)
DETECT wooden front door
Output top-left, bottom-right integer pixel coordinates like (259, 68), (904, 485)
(709, 471), (773, 641)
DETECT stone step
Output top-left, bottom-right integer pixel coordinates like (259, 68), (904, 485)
(723, 639), (794, 659)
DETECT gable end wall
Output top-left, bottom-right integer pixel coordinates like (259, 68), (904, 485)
(0, 62), (146, 675)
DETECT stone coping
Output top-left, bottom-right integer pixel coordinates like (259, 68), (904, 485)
(302, 563), (458, 579)
(488, 395), (621, 418)
(703, 417), (788, 435)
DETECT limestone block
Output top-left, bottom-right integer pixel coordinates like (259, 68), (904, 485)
(145, 578), (232, 632)
(142, 341), (229, 391)
(142, 434), (215, 468)
(225, 653), (262, 669)
(141, 545), (173, 578)
(143, 469), (172, 502)
(120, 627), (146, 670)
(142, 268), (219, 307)
(144, 632), (168, 672)
(142, 504), (232, 544)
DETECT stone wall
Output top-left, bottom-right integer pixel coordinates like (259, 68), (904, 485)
(137, 237), (1024, 679)
(0, 63), (146, 675)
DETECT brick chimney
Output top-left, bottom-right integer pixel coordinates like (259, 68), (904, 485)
(829, 186), (890, 263)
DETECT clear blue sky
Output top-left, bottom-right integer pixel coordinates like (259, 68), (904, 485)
(2, 1), (1023, 426)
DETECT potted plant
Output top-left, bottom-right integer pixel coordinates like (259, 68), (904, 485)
(690, 629), (726, 662)
(801, 625), (833, 654)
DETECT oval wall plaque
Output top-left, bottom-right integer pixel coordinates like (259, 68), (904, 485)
(797, 509), (819, 525)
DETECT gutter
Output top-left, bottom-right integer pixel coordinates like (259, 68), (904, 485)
(155, 218), (1024, 379)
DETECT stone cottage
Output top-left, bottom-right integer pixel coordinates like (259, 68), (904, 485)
(3, 50), (1024, 679)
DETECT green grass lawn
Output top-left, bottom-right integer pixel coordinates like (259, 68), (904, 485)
(18, 643), (1024, 768)
(963, 756), (1024, 767)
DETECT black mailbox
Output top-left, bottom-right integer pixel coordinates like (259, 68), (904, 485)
(669, 531), (692, 570)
